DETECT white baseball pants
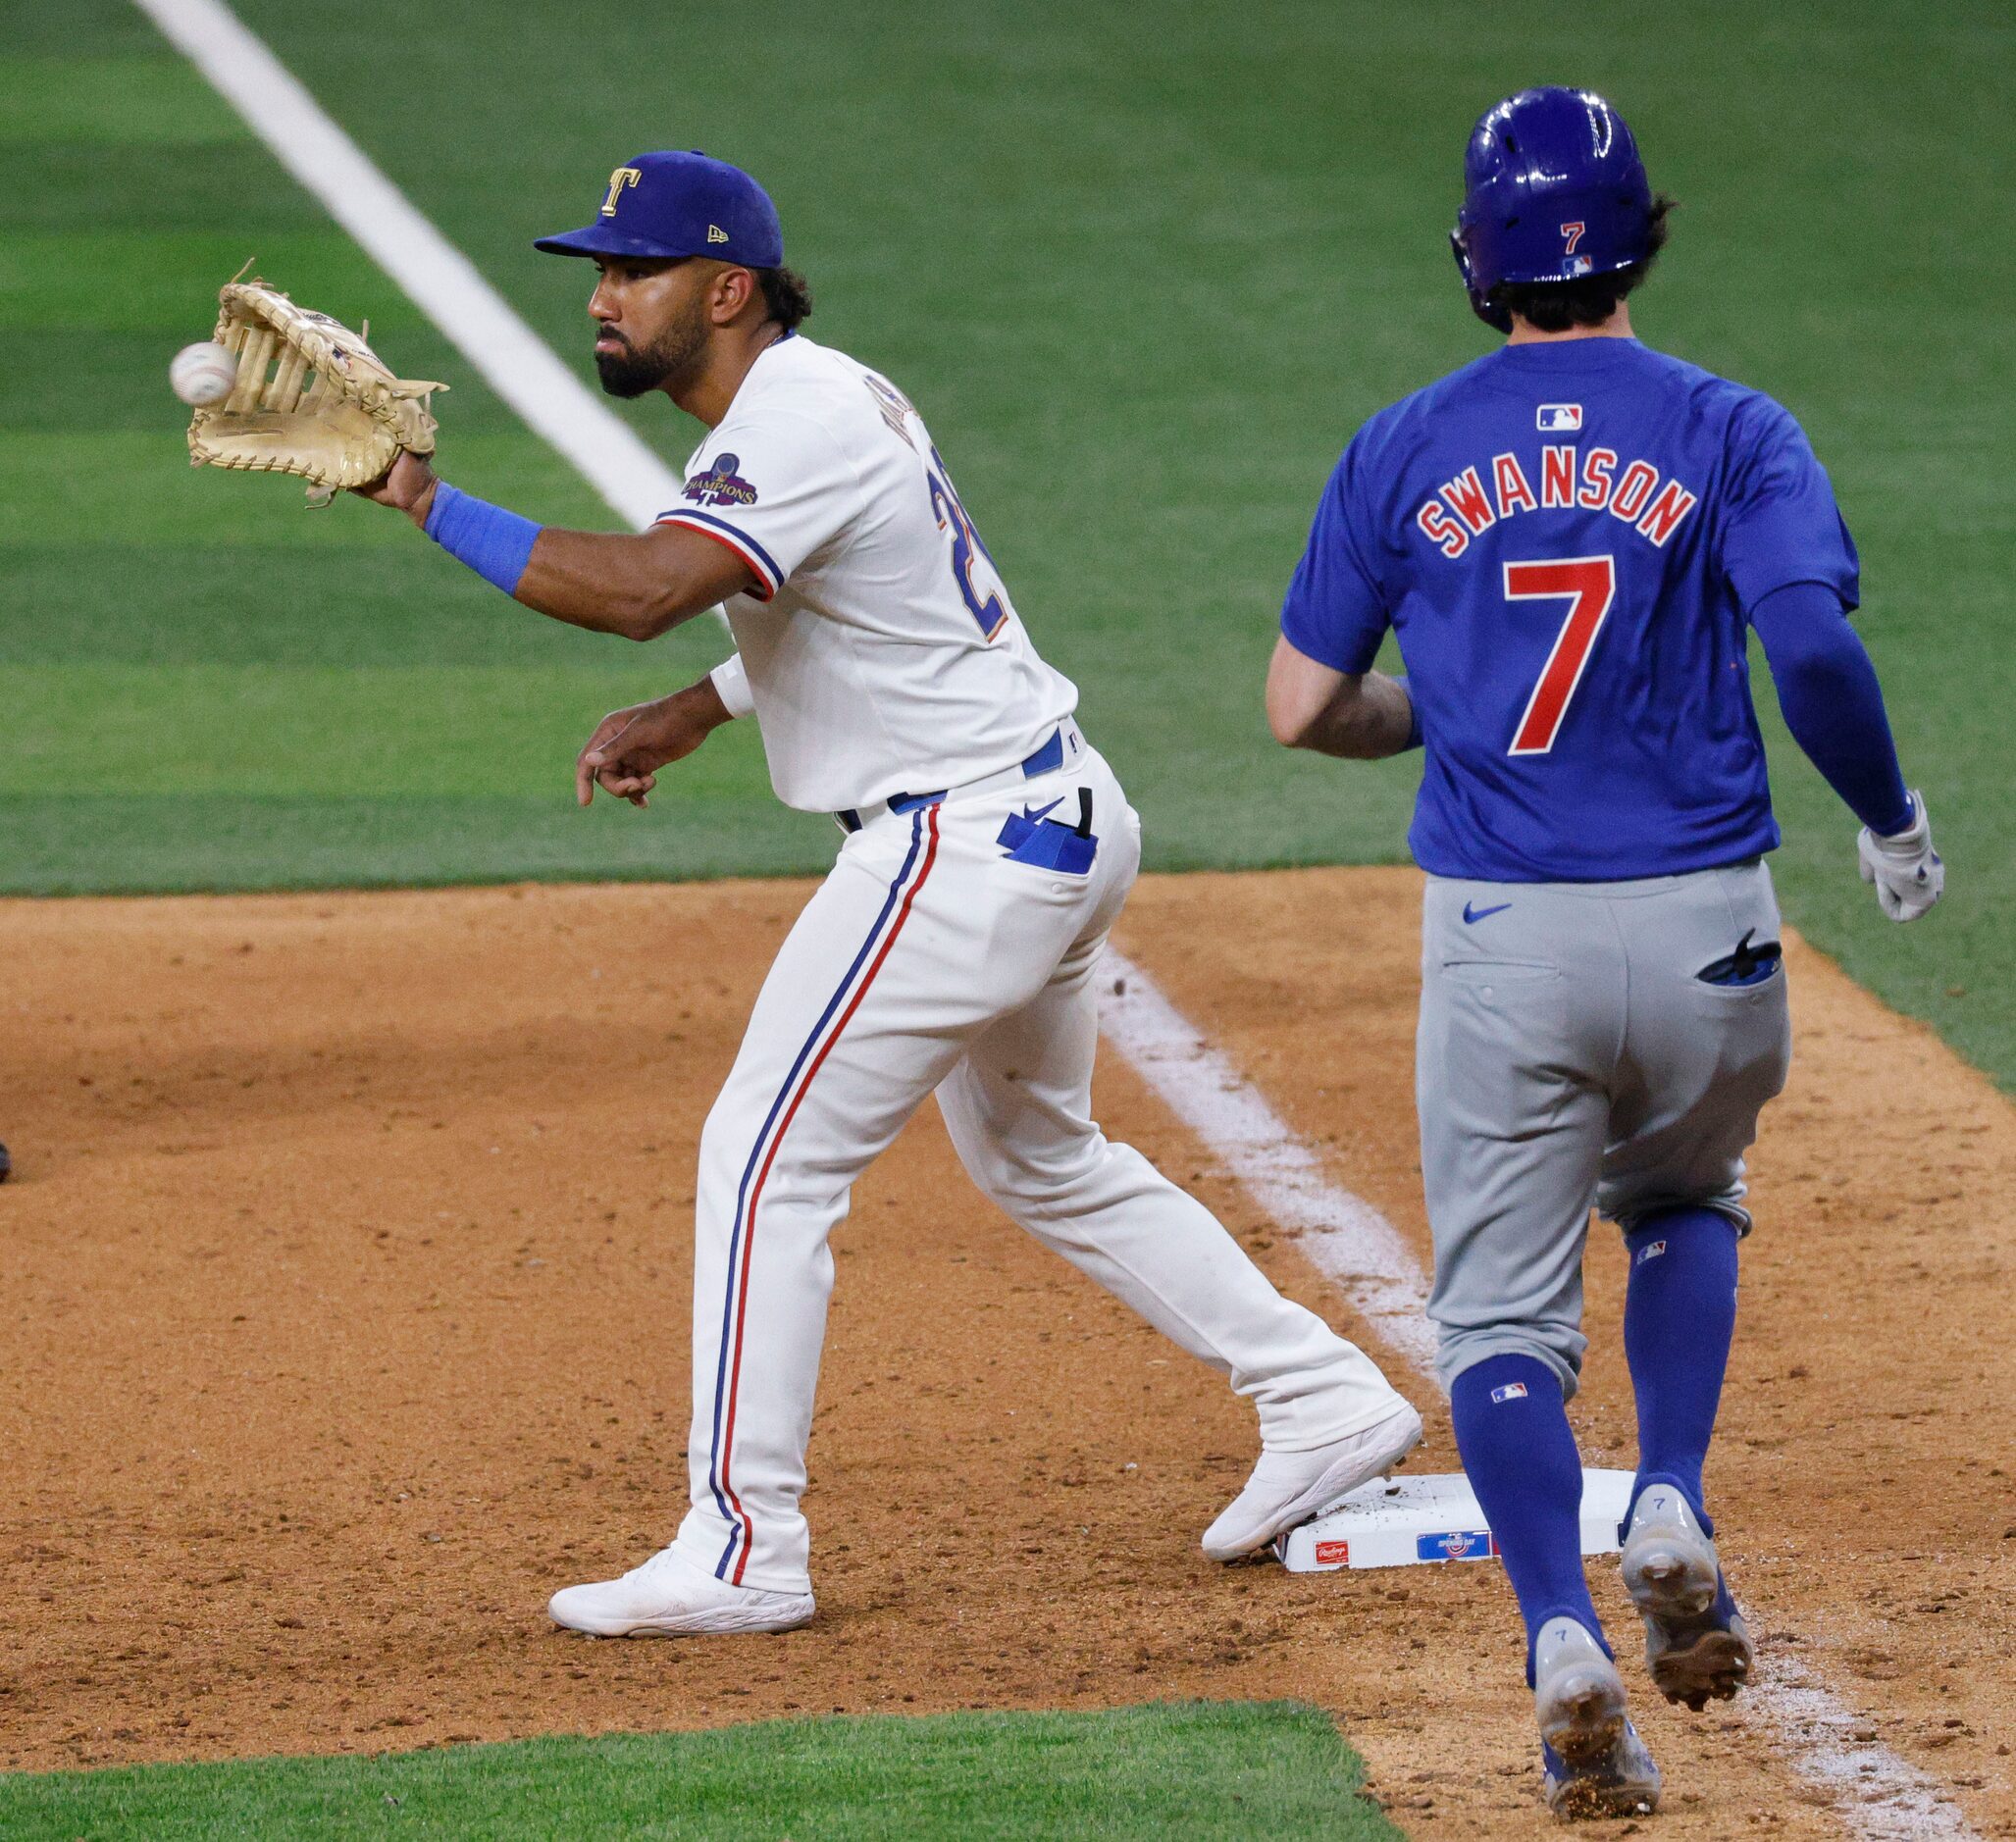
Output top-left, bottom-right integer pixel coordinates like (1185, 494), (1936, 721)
(670, 743), (1402, 1593)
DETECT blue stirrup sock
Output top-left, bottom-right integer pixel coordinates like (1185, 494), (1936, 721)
(424, 481), (542, 595)
(1624, 1207), (1740, 1526)
(1449, 1353), (1607, 1679)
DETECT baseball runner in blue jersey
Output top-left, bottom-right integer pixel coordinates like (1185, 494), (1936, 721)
(1266, 88), (1945, 1819)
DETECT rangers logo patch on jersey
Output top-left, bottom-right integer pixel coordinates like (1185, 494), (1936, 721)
(684, 452), (759, 508)
(1536, 404), (1583, 433)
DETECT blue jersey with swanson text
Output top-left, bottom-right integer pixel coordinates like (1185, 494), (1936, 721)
(1280, 337), (1859, 882)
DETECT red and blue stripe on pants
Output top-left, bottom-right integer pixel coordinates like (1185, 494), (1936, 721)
(706, 803), (942, 1582)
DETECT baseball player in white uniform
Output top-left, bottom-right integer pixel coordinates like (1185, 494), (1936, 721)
(356, 150), (1421, 1633)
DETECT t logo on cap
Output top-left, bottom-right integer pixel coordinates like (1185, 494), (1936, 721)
(600, 167), (643, 218)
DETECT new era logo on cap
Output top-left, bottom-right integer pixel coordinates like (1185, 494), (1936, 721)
(707, 224), (729, 243)
(1536, 404), (1583, 432)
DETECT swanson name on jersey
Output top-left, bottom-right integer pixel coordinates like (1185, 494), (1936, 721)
(1415, 445), (1699, 561)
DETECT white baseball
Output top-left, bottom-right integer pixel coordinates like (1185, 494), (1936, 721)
(170, 341), (238, 407)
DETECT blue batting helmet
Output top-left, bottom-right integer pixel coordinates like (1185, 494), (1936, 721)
(1451, 87), (1654, 333)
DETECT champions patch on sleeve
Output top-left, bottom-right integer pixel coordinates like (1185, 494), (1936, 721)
(683, 452), (759, 507)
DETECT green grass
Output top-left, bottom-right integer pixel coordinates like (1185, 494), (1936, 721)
(1, 0), (2009, 1082)
(0, 1703), (1398, 1841)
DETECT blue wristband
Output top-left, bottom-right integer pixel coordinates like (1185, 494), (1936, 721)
(424, 481), (542, 596)
(1392, 674), (1424, 751)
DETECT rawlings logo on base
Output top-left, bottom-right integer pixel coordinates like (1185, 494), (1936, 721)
(1315, 1539), (1352, 1566)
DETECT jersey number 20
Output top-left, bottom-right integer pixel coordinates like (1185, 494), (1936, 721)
(1504, 555), (1616, 755)
(925, 447), (1009, 641)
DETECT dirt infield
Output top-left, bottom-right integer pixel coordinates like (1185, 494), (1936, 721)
(2, 870), (2010, 1837)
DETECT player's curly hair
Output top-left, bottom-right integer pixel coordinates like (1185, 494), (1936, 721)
(1487, 193), (1676, 333)
(756, 265), (813, 331)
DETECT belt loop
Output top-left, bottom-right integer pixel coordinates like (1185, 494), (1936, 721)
(1073, 788), (1093, 838)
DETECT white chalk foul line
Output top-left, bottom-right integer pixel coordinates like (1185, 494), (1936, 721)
(134, 0), (687, 532)
(1096, 948), (1439, 1374)
(1098, 947), (1979, 1841)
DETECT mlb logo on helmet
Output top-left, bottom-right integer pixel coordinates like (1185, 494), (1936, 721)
(1489, 1380), (1528, 1404)
(1536, 404), (1583, 432)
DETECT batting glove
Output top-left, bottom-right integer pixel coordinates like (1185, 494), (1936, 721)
(1857, 790), (1943, 923)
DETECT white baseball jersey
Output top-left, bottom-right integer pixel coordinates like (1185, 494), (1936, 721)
(654, 333), (1079, 814)
(561, 341), (1412, 1612)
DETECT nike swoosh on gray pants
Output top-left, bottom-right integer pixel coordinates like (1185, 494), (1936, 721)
(1419, 859), (1793, 1398)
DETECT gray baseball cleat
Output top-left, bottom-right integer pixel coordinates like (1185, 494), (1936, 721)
(1621, 1482), (1754, 1710)
(1202, 1398), (1422, 1561)
(1533, 1615), (1662, 1820)
(548, 1543), (814, 1637)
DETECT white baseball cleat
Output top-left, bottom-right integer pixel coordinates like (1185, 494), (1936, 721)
(1621, 1483), (1754, 1710)
(547, 1543), (815, 1638)
(1533, 1615), (1662, 1820)
(1201, 1398), (1423, 1561)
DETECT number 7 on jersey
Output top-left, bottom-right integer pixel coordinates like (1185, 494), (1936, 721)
(1504, 555), (1617, 755)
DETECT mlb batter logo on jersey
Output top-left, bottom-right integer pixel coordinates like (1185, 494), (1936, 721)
(1536, 404), (1582, 432)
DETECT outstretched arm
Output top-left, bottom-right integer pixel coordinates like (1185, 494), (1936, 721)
(357, 451), (756, 640)
(1266, 634), (1421, 759)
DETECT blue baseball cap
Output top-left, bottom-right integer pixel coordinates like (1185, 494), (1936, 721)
(534, 150), (784, 267)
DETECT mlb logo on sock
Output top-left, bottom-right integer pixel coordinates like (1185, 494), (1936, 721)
(1635, 1240), (1669, 1265)
(1490, 1381), (1528, 1404)
(1536, 404), (1583, 432)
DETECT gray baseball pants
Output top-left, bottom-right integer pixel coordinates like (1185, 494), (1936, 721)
(1418, 859), (1793, 1399)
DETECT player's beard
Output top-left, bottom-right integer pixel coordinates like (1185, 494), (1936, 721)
(594, 300), (708, 399)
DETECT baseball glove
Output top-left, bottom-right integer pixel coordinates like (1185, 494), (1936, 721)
(185, 281), (446, 505)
